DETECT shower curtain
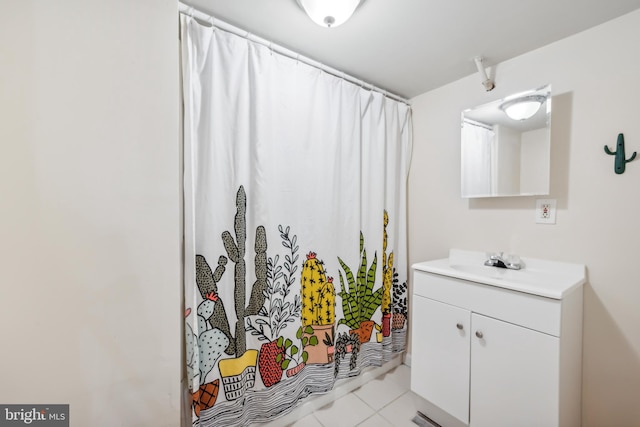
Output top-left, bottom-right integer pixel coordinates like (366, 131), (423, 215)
(181, 14), (412, 426)
(461, 121), (494, 196)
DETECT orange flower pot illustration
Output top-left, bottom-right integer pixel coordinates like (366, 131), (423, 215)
(349, 320), (375, 344)
(192, 380), (219, 417)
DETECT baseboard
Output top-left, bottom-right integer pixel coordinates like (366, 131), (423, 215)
(404, 351), (412, 367)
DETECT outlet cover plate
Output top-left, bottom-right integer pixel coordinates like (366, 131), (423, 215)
(536, 199), (556, 224)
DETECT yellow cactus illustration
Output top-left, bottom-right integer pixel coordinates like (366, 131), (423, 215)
(381, 211), (393, 314)
(301, 252), (335, 326)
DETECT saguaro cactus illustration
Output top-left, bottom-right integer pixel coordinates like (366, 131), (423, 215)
(604, 133), (637, 174)
(381, 211), (393, 315)
(221, 185), (268, 357)
(301, 252), (335, 326)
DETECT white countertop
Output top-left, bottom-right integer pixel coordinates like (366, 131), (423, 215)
(412, 249), (586, 300)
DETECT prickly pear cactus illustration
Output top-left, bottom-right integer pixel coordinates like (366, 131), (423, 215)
(185, 308), (197, 384)
(196, 255), (234, 354)
(301, 252), (335, 326)
(220, 185), (268, 357)
(196, 293), (230, 385)
(381, 211), (393, 315)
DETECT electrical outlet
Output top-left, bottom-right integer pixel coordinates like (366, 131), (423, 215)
(536, 199), (556, 224)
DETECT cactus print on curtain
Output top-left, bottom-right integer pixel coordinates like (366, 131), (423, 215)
(181, 14), (412, 427)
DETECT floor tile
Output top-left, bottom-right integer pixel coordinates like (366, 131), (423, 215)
(285, 413), (324, 427)
(378, 391), (423, 427)
(381, 363), (411, 388)
(353, 373), (409, 411)
(357, 414), (394, 427)
(313, 393), (375, 427)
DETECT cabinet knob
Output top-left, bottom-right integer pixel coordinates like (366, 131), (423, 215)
(456, 323), (463, 330)
(475, 331), (484, 339)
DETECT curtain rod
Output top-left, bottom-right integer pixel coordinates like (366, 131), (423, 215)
(462, 118), (493, 131)
(178, 2), (410, 105)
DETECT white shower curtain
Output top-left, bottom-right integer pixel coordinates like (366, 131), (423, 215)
(461, 121), (494, 197)
(181, 14), (412, 426)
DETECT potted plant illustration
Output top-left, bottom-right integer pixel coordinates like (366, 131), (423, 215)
(333, 332), (361, 377)
(277, 325), (317, 377)
(380, 210), (393, 338)
(337, 232), (383, 344)
(247, 225), (303, 387)
(185, 302), (226, 417)
(255, 338), (285, 388)
(195, 186), (268, 400)
(300, 251), (336, 364)
(392, 272), (408, 330)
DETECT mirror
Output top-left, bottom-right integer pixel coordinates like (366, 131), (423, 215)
(461, 84), (551, 198)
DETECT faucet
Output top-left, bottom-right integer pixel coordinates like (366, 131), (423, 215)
(484, 252), (522, 270)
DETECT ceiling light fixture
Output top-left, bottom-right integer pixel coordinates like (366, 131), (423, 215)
(500, 95), (547, 121)
(296, 0), (362, 28)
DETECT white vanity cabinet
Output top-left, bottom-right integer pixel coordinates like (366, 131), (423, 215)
(412, 295), (471, 423)
(411, 252), (585, 427)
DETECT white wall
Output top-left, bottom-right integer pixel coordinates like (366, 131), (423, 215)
(0, 1), (180, 426)
(409, 9), (640, 427)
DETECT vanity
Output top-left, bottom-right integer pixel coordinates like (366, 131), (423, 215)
(411, 249), (585, 427)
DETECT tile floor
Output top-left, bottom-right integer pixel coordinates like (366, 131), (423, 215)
(286, 364), (423, 427)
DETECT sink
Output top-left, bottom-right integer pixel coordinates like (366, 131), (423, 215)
(413, 249), (586, 299)
(450, 263), (543, 282)
(449, 264), (502, 276)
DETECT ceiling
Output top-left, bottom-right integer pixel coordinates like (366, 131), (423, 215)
(184, 0), (640, 99)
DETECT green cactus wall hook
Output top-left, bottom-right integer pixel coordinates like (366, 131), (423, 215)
(604, 133), (636, 174)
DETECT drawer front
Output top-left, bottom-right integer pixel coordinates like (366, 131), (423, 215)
(413, 270), (562, 336)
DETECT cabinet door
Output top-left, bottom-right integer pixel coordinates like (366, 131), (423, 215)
(470, 313), (559, 427)
(411, 295), (471, 424)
